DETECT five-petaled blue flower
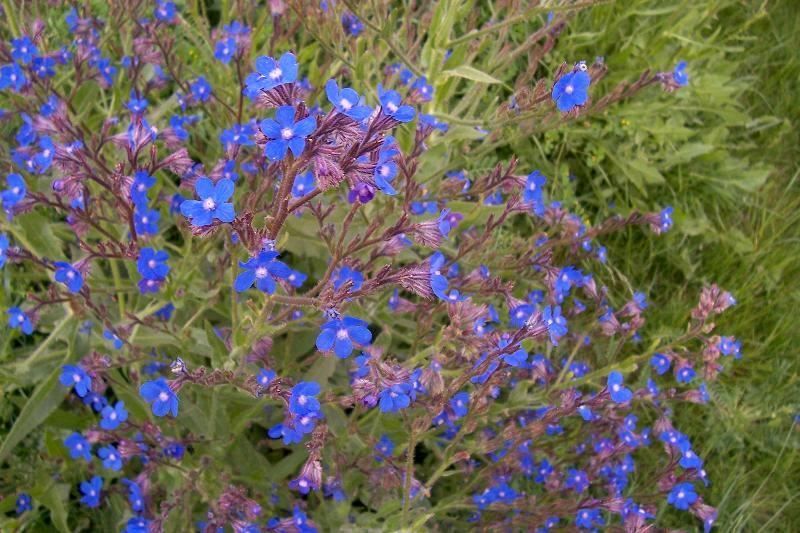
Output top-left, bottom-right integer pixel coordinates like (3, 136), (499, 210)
(260, 106), (316, 161)
(650, 353), (671, 375)
(379, 383), (412, 413)
(292, 171), (315, 197)
(180, 177), (236, 227)
(11, 36), (38, 65)
(60, 364), (92, 397)
(608, 371), (633, 403)
(377, 84), (415, 122)
(98, 444), (123, 471)
(190, 76), (212, 102)
(100, 401), (129, 430)
(673, 61), (689, 87)
(315, 315), (372, 358)
(325, 79), (372, 121)
(234, 250), (291, 294)
(289, 381), (321, 416)
(215, 37), (237, 63)
(0, 63), (27, 91)
(54, 261), (83, 293)
(2, 173), (26, 212)
(16, 493), (31, 515)
(667, 482), (697, 510)
(64, 432), (92, 461)
(246, 52), (298, 94)
(134, 207), (160, 235)
(565, 469), (589, 493)
(7, 307), (33, 334)
(130, 171), (155, 208)
(552, 63), (591, 112)
(542, 305), (567, 345)
(140, 377), (179, 417)
(137, 248), (170, 280)
(79, 476), (103, 508)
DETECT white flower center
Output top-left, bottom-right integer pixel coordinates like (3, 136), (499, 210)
(202, 197), (216, 210)
(110, 411), (117, 420)
(141, 216), (148, 223)
(73, 373), (81, 382)
(387, 102), (398, 113)
(280, 127), (294, 140)
(255, 266), (268, 279)
(12, 187), (20, 194)
(336, 328), (349, 340)
(297, 395), (307, 405)
(148, 259), (157, 268)
(339, 98), (353, 110)
(612, 384), (621, 392)
(565, 84), (574, 95)
(158, 391), (169, 402)
(269, 67), (282, 80)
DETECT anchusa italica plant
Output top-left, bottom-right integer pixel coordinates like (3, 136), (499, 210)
(0, 2), (738, 532)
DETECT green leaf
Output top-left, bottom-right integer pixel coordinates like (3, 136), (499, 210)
(0, 362), (68, 465)
(30, 474), (70, 533)
(441, 65), (504, 85)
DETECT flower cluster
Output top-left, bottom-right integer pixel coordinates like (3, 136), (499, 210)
(0, 3), (734, 533)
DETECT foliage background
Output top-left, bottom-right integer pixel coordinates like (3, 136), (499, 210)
(0, 0), (797, 530)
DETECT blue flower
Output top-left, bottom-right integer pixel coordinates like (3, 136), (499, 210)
(523, 170), (546, 205)
(667, 482), (697, 510)
(234, 250), (292, 293)
(122, 479), (145, 512)
(100, 401), (128, 430)
(94, 57), (117, 86)
(289, 381), (321, 416)
(15, 493), (31, 515)
(0, 63), (27, 91)
(215, 37), (237, 63)
(139, 377), (179, 417)
(333, 266), (364, 292)
(123, 516), (151, 533)
(127, 91), (148, 115)
(11, 36), (38, 64)
(2, 173), (26, 212)
(134, 207), (160, 235)
(341, 12), (364, 36)
(565, 469), (589, 493)
(378, 85), (415, 122)
(260, 106), (316, 161)
(32, 56), (56, 78)
(287, 269), (308, 288)
(79, 476), (103, 508)
(375, 435), (395, 460)
(7, 307), (33, 334)
(98, 445), (123, 471)
(53, 261), (83, 293)
(60, 364), (92, 397)
(154, 0), (177, 22)
(82, 391), (107, 411)
(220, 123), (256, 147)
(650, 353), (671, 375)
(315, 315), (372, 358)
(552, 65), (591, 112)
(575, 508), (604, 529)
(137, 248), (170, 280)
(325, 79), (372, 121)
(379, 383), (412, 413)
(64, 432), (92, 461)
(411, 76), (434, 101)
(678, 441), (704, 469)
(450, 392), (470, 418)
(675, 364), (696, 384)
(256, 368), (276, 387)
(719, 336), (742, 358)
(180, 177), (236, 227)
(130, 170), (156, 208)
(608, 371), (633, 403)
(673, 61), (689, 86)
(190, 76), (212, 102)
(246, 52), (298, 94)
(542, 305), (567, 345)
(292, 171), (316, 197)
(103, 329), (124, 349)
(659, 206), (674, 232)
